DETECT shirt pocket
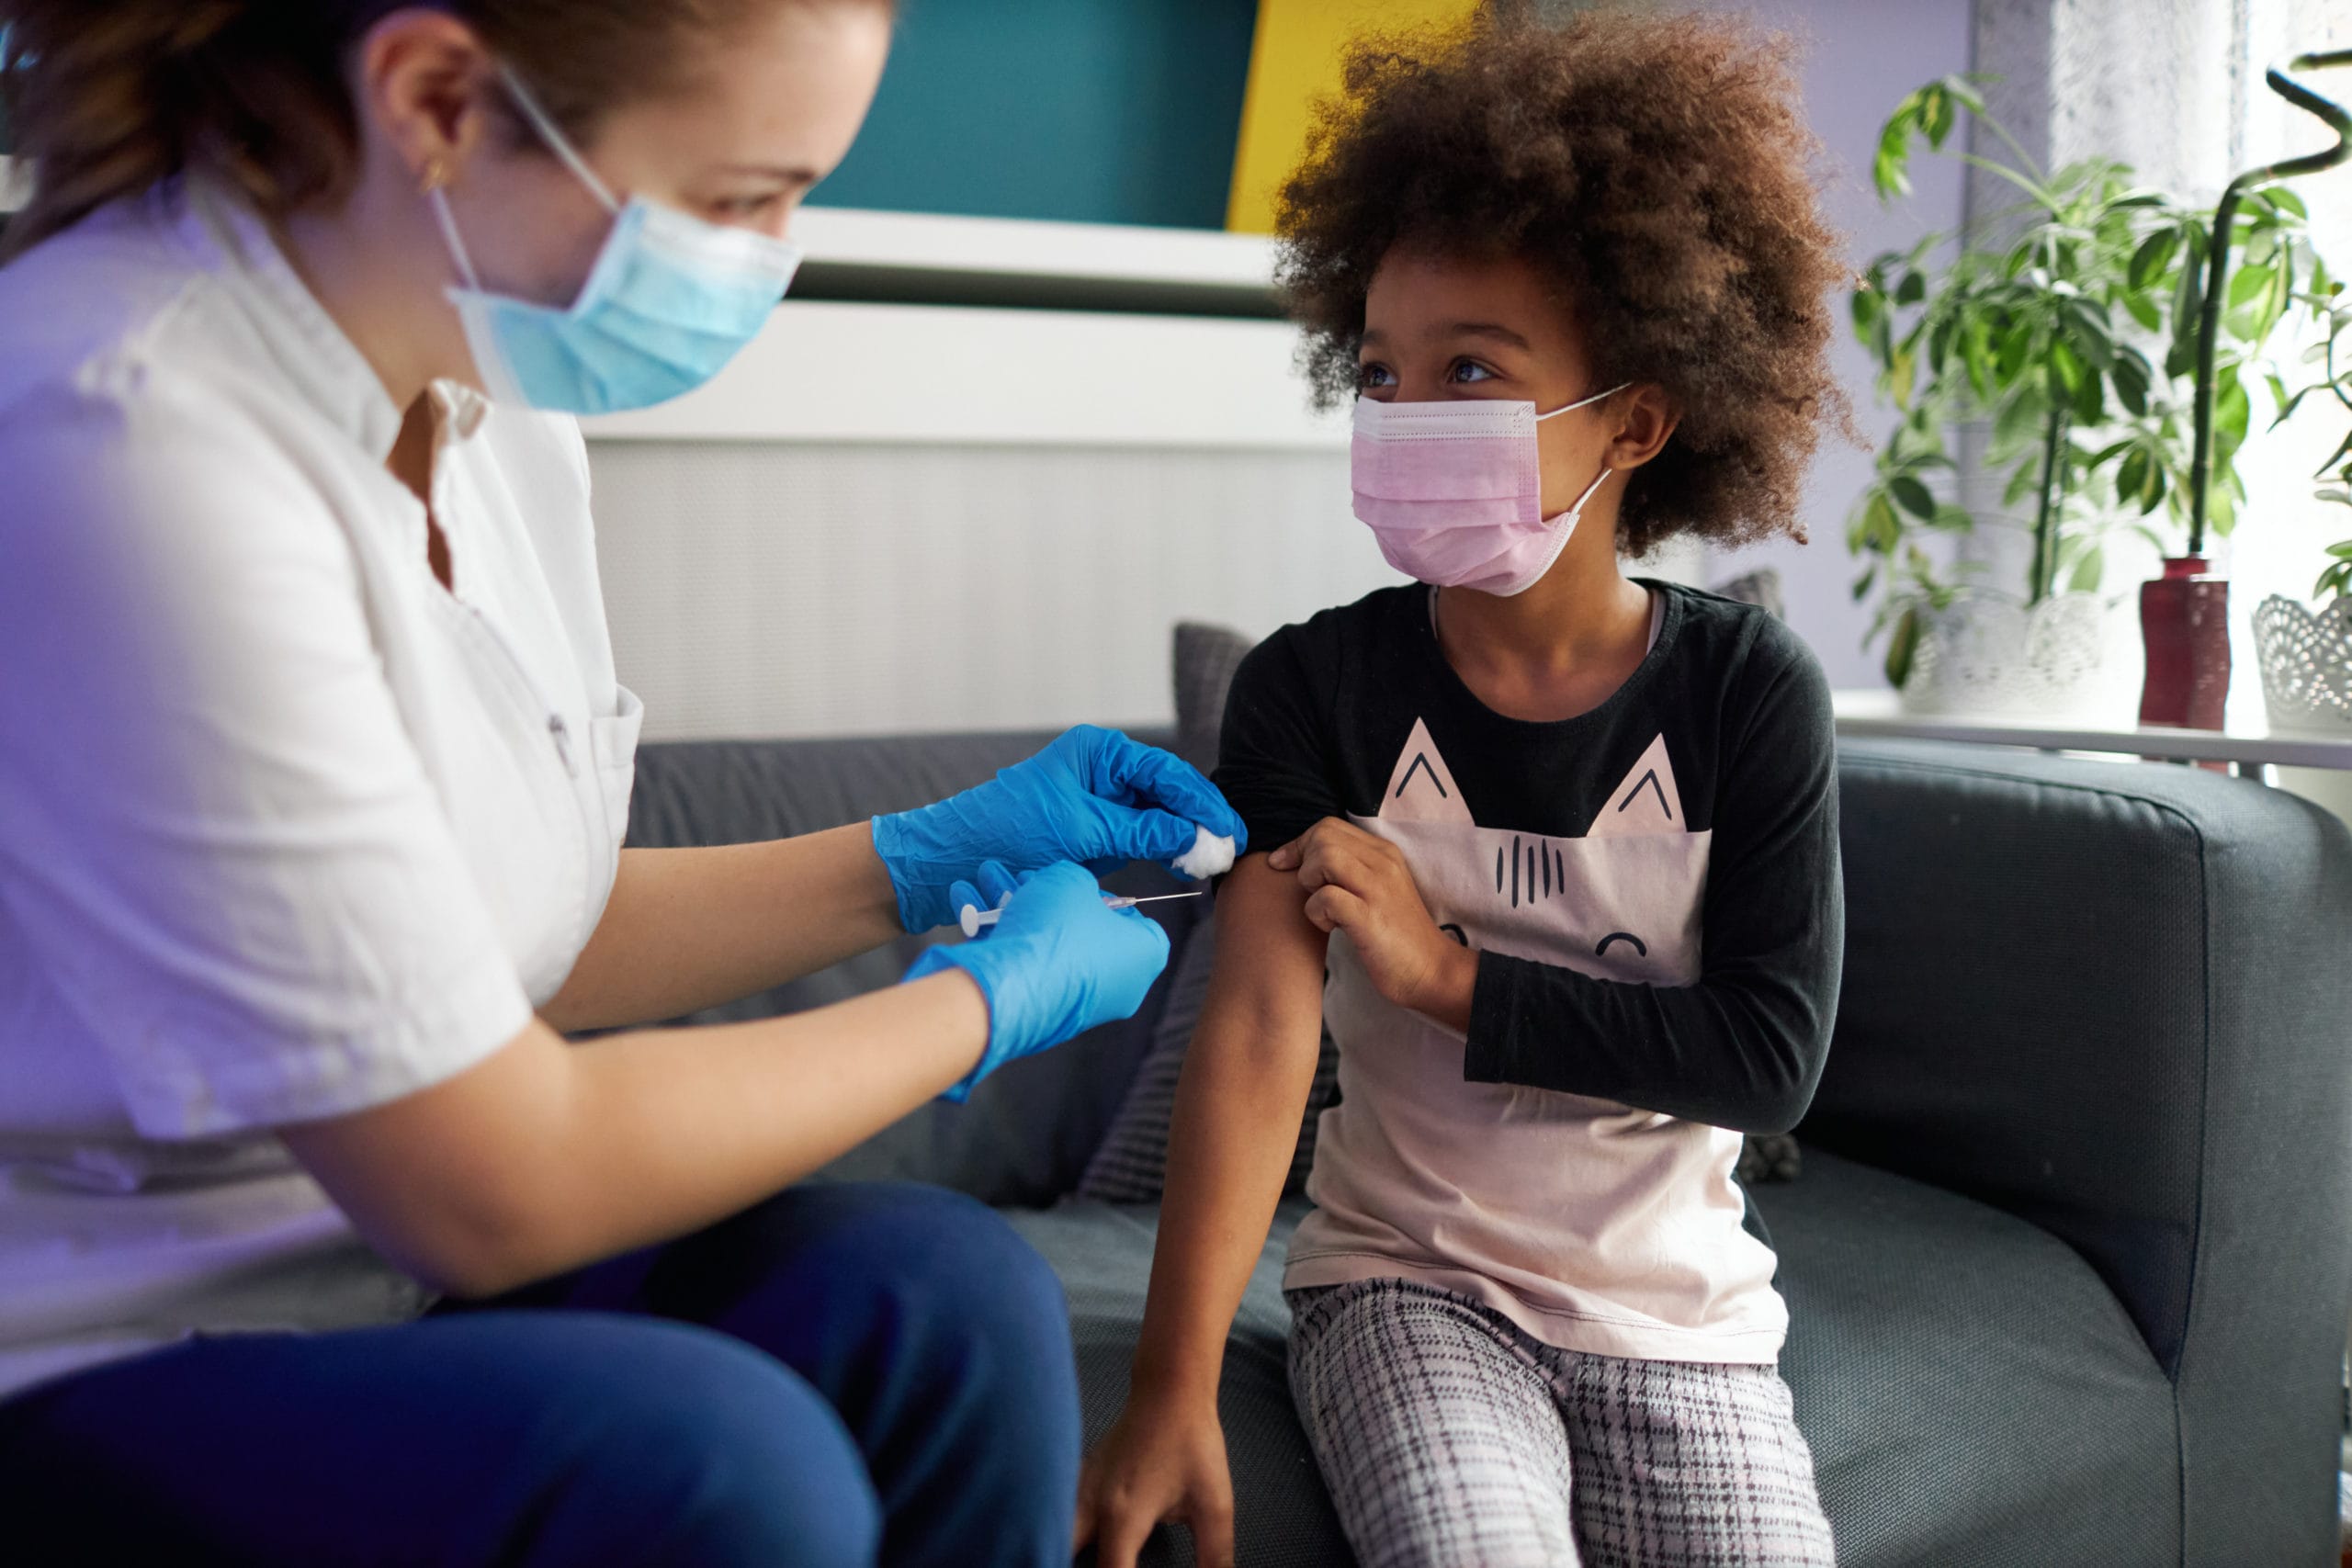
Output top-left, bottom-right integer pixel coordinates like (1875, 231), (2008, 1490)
(589, 683), (645, 852)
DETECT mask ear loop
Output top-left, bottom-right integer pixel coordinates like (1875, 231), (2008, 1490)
(1533, 381), (1634, 421)
(424, 169), (485, 293)
(1563, 463), (1616, 516)
(495, 64), (623, 216)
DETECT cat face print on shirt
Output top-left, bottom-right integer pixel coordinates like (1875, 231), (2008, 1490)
(1350, 718), (1711, 985)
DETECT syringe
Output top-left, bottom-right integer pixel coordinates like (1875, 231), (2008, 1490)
(959, 890), (1204, 939)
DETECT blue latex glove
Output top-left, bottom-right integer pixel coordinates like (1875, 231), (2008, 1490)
(870, 725), (1247, 933)
(903, 861), (1170, 1102)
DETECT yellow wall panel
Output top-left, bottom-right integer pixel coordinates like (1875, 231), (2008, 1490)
(1226, 0), (1480, 234)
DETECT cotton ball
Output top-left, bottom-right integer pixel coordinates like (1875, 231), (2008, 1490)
(1171, 825), (1237, 880)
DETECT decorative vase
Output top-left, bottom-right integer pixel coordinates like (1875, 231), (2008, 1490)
(1896, 591), (2112, 718)
(2252, 593), (2352, 731)
(2138, 557), (2231, 729)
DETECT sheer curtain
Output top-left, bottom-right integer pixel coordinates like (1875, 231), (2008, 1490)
(1967, 0), (2352, 734)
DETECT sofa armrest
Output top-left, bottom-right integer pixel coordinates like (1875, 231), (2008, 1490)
(1806, 740), (2352, 1564)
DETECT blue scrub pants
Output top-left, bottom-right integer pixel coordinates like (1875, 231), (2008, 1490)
(0, 1182), (1080, 1567)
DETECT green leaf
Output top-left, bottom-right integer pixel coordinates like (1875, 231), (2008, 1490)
(1864, 493), (1900, 551)
(1850, 285), (1882, 344)
(2068, 544), (2106, 593)
(1874, 116), (1915, 202)
(1890, 475), (1937, 520)
(2172, 246), (2206, 351)
(2129, 229), (2180, 291)
(2266, 185), (2310, 220)
(2049, 338), (2085, 395)
(2111, 347), (2153, 417)
(2072, 362), (2105, 424)
(2229, 262), (2275, 308)
(1885, 604), (1921, 688)
(2140, 458), (2169, 515)
(2214, 374), (2252, 457)
(2116, 447), (2148, 505)
(2123, 291), (2162, 332)
(1895, 270), (1927, 306)
(1851, 567), (1877, 602)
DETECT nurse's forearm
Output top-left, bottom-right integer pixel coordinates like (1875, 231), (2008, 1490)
(285, 972), (989, 1299)
(545, 827), (904, 1032)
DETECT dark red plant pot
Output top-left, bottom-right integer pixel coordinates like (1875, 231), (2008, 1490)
(2139, 557), (2231, 730)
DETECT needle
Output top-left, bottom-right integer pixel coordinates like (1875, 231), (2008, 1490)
(957, 890), (1204, 938)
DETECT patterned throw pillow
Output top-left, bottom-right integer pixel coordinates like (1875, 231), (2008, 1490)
(1075, 622), (1340, 1203)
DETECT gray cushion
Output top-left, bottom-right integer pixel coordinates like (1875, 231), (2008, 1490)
(1172, 622), (1256, 775)
(1769, 1150), (2177, 1568)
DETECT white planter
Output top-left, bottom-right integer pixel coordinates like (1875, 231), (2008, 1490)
(2253, 593), (2352, 732)
(1897, 591), (2114, 718)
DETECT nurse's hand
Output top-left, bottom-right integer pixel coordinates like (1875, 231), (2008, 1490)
(870, 725), (1245, 933)
(901, 860), (1170, 1101)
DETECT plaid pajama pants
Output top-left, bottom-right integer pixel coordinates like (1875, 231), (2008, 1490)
(1287, 1279), (1837, 1568)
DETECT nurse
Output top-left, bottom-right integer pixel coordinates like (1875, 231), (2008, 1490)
(0, 2), (1242, 1563)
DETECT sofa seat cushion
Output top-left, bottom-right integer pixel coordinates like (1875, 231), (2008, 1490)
(1012, 1148), (2179, 1568)
(1769, 1150), (2178, 1568)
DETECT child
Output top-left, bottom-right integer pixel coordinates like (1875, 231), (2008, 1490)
(1074, 6), (1849, 1566)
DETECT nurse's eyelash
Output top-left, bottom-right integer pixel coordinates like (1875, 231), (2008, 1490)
(713, 192), (786, 221)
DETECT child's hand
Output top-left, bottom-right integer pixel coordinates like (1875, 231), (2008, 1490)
(1075, 1393), (1235, 1568)
(1268, 818), (1476, 1032)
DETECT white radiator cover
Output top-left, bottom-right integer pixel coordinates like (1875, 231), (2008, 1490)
(588, 439), (1397, 741)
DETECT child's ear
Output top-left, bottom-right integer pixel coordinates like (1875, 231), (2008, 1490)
(1605, 386), (1681, 471)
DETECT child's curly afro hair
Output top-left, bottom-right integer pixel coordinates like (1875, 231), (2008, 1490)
(1276, 2), (1851, 558)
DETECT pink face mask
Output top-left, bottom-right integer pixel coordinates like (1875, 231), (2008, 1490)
(1351, 383), (1629, 596)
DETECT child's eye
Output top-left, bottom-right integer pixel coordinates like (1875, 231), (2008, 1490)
(1358, 362), (1396, 390)
(1447, 359), (1497, 384)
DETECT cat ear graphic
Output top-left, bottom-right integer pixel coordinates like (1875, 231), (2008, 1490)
(1378, 717), (1474, 825)
(1588, 734), (1684, 837)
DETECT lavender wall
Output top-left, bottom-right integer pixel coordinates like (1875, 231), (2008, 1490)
(1701, 0), (1975, 689)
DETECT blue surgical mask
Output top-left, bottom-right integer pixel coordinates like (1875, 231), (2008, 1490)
(427, 66), (804, 415)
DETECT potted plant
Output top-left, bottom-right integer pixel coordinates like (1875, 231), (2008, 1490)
(2163, 49), (2352, 733)
(1851, 75), (2312, 716)
(2253, 281), (2352, 730)
(2141, 50), (2352, 730)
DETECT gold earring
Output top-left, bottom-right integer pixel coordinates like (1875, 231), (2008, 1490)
(420, 156), (451, 195)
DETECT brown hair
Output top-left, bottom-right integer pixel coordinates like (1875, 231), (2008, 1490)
(0, 0), (867, 259)
(1276, 2), (1852, 556)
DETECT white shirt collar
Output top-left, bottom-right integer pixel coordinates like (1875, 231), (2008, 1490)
(174, 176), (408, 465)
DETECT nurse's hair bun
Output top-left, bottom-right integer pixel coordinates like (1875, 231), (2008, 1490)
(0, 0), (888, 261)
(1275, 0), (1854, 558)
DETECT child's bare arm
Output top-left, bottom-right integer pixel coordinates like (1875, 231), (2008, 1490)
(1074, 852), (1329, 1568)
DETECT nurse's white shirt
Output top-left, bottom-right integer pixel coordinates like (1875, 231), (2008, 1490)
(0, 180), (640, 1396)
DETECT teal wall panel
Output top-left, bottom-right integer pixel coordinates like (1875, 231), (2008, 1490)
(810, 0), (1258, 231)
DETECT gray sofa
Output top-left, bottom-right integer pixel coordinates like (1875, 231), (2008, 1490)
(627, 731), (2352, 1567)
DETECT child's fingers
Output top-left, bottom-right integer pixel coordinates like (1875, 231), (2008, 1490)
(1070, 1467), (1100, 1553)
(1186, 1489), (1238, 1568)
(1304, 884), (1370, 936)
(1092, 1506), (1156, 1568)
